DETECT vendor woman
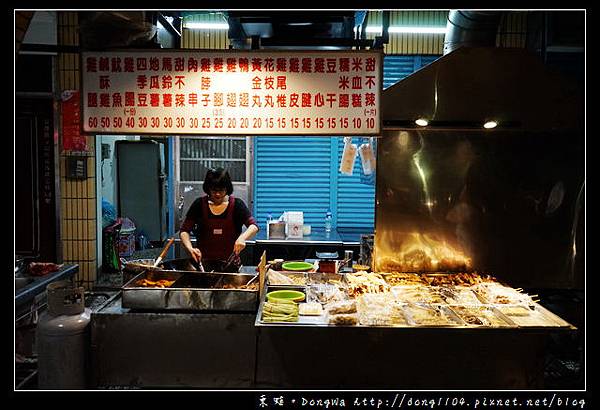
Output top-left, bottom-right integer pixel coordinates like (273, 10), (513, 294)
(180, 167), (259, 271)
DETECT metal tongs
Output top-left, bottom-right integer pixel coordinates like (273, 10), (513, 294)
(244, 274), (259, 287)
(190, 258), (205, 272)
(222, 251), (241, 272)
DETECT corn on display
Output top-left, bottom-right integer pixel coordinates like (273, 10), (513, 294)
(262, 299), (299, 322)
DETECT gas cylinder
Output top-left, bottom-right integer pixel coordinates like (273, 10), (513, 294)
(36, 281), (91, 389)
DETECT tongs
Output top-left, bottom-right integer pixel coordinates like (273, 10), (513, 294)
(190, 258), (205, 272)
(222, 251), (241, 272)
(244, 274), (259, 287)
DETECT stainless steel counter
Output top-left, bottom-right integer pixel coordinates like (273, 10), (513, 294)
(172, 229), (366, 247)
(250, 229), (366, 246)
(15, 264), (79, 309)
(171, 230), (367, 265)
(91, 293), (556, 389)
(254, 321), (549, 388)
(250, 228), (343, 245)
(91, 296), (257, 388)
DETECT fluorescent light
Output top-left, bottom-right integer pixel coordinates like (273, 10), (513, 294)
(184, 22), (229, 30)
(483, 120), (498, 129)
(186, 22), (447, 33)
(389, 26), (447, 34)
(364, 26), (384, 33)
(356, 26), (447, 34)
(415, 118), (429, 127)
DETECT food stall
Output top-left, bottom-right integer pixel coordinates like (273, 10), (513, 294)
(252, 47), (582, 388)
(86, 47), (582, 389)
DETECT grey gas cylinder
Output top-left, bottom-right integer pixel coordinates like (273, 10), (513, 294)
(36, 281), (91, 389)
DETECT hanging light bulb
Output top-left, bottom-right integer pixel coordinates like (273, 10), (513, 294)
(415, 118), (429, 127)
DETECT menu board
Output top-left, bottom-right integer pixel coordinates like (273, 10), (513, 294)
(81, 50), (381, 135)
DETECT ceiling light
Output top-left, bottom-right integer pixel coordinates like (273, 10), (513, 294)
(483, 120), (498, 129)
(389, 26), (447, 34)
(356, 26), (447, 34)
(363, 26), (383, 34)
(183, 22), (229, 30)
(415, 118), (429, 127)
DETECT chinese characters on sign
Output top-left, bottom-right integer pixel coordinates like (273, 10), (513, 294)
(82, 51), (381, 135)
(62, 90), (89, 151)
(41, 119), (53, 204)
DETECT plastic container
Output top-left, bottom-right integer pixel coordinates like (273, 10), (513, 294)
(266, 212), (273, 230)
(344, 250), (354, 270)
(266, 289), (306, 303)
(268, 221), (286, 239)
(307, 283), (344, 304)
(118, 217), (136, 257)
(282, 261), (314, 271)
(317, 260), (339, 274)
(137, 233), (148, 250)
(118, 231), (136, 257)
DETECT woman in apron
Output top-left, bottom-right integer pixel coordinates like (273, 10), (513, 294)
(180, 168), (258, 272)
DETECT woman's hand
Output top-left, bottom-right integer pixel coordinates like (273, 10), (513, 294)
(180, 231), (201, 262)
(187, 247), (202, 262)
(233, 238), (246, 255)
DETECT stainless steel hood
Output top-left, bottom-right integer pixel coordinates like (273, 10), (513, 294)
(376, 46), (584, 289)
(381, 47), (583, 132)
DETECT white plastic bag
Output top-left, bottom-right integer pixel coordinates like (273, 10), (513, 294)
(339, 137), (357, 176)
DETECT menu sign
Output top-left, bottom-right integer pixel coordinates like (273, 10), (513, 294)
(81, 50), (381, 135)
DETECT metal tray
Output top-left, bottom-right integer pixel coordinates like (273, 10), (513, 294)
(315, 251), (339, 260)
(401, 303), (465, 327)
(121, 271), (258, 311)
(445, 305), (517, 327)
(390, 285), (446, 304)
(256, 285), (329, 326)
(435, 286), (487, 305)
(266, 271), (308, 286)
(494, 304), (574, 328)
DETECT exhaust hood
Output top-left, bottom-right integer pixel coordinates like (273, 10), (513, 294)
(376, 46), (584, 288)
(382, 47), (583, 132)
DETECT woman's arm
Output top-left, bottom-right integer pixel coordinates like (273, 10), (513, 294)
(233, 224), (259, 254)
(232, 198), (259, 254)
(179, 198), (203, 261)
(180, 230), (202, 262)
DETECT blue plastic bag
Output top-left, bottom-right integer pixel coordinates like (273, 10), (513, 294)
(102, 198), (117, 228)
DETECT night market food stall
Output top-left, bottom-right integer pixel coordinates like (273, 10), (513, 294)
(83, 47), (581, 389)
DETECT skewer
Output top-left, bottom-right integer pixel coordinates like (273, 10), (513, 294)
(529, 294), (539, 298)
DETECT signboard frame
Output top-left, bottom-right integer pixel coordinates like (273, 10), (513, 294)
(80, 48), (383, 137)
